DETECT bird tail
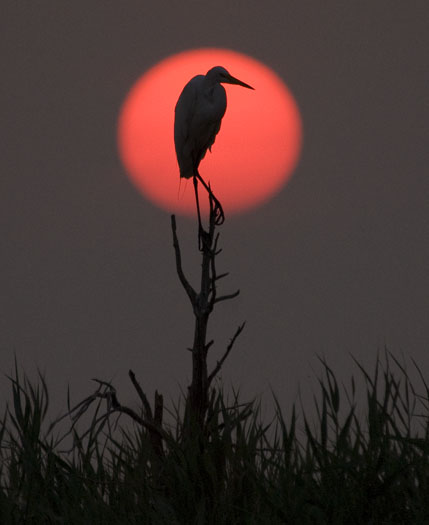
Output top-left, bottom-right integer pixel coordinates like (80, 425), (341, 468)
(180, 168), (194, 179)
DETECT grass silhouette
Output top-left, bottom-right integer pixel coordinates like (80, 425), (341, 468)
(1, 352), (429, 523)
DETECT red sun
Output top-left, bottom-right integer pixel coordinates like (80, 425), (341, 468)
(118, 48), (302, 217)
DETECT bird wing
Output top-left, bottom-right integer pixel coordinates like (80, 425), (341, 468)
(195, 83), (226, 159)
(174, 76), (202, 179)
(174, 77), (226, 179)
(207, 120), (222, 153)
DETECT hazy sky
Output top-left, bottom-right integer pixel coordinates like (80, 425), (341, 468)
(2, 2), (429, 414)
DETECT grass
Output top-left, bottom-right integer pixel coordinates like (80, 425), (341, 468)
(1, 352), (429, 524)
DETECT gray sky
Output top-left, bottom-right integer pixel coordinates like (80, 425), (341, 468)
(2, 1), (429, 414)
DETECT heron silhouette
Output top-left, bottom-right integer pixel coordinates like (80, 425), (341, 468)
(174, 66), (254, 237)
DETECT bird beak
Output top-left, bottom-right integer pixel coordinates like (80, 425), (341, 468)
(225, 74), (254, 90)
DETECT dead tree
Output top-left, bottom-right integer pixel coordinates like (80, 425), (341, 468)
(171, 194), (245, 429)
(58, 190), (244, 455)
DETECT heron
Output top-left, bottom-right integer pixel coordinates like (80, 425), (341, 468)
(174, 66), (254, 235)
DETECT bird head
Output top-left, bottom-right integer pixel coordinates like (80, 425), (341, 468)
(206, 66), (254, 90)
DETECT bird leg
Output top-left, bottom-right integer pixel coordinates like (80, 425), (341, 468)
(193, 175), (204, 250)
(195, 172), (225, 226)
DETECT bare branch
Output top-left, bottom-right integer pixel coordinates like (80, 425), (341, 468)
(115, 404), (164, 438)
(171, 215), (197, 304)
(54, 377), (167, 451)
(208, 322), (246, 385)
(91, 378), (115, 389)
(214, 289), (240, 304)
(129, 369), (153, 420)
(209, 243), (218, 306)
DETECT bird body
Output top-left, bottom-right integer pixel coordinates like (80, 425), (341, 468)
(174, 66), (253, 180)
(174, 66), (253, 230)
